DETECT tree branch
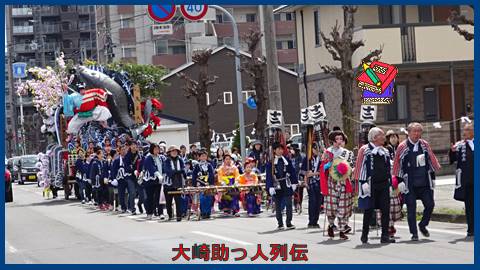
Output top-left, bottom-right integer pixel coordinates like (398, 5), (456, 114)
(448, 10), (474, 41)
(361, 45), (384, 64)
(207, 93), (223, 108)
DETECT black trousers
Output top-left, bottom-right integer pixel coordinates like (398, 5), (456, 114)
(275, 194), (293, 227)
(144, 183), (160, 216)
(465, 183), (474, 234)
(362, 185), (390, 238)
(164, 186), (182, 220)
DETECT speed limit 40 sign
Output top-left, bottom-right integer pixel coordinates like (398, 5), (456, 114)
(180, 5), (208, 21)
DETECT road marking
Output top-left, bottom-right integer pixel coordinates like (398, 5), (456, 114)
(6, 242), (18, 253)
(191, 231), (254, 246)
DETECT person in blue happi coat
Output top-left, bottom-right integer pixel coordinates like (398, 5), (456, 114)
(266, 142), (298, 230)
(111, 144), (134, 214)
(299, 142), (324, 229)
(141, 143), (164, 220)
(89, 148), (110, 210)
(192, 149), (215, 219)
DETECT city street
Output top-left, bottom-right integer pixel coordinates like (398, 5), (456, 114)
(6, 183), (474, 264)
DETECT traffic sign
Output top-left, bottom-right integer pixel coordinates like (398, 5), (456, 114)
(246, 96), (257, 109)
(12, 62), (27, 79)
(180, 5), (208, 21)
(147, 3), (176, 23)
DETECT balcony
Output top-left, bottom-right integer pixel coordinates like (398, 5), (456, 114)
(13, 25), (34, 34)
(13, 43), (35, 53)
(79, 40), (95, 49)
(152, 54), (186, 69)
(42, 24), (60, 33)
(352, 23), (474, 65)
(277, 48), (297, 65)
(275, 20), (295, 36)
(12, 8), (33, 16)
(78, 22), (92, 31)
(39, 6), (60, 16)
(77, 6), (92, 15)
(43, 42), (60, 51)
(214, 22), (258, 38)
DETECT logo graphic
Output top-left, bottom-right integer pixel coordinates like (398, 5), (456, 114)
(356, 61), (398, 105)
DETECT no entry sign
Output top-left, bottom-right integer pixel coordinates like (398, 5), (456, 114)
(148, 3), (177, 23)
(180, 5), (208, 21)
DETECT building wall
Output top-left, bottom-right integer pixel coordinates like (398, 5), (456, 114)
(160, 48), (300, 143)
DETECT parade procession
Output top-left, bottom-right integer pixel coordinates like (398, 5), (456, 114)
(5, 4), (475, 264)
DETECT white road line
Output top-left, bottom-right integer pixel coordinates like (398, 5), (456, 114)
(191, 231), (254, 246)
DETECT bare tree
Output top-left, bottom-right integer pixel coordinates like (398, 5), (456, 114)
(320, 5), (383, 148)
(448, 6), (474, 41)
(238, 28), (269, 143)
(178, 49), (221, 152)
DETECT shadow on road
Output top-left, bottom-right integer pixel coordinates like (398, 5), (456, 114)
(317, 238), (350, 245)
(449, 237), (474, 244)
(6, 199), (76, 208)
(394, 239), (436, 244)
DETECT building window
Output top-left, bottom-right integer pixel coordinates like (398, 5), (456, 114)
(314, 10), (321, 46)
(246, 13), (256, 22)
(122, 47), (136, 58)
(423, 87), (438, 120)
(62, 22), (71, 31)
(290, 124), (300, 135)
(62, 39), (72, 48)
(216, 14), (223, 23)
(223, 91), (233, 105)
(378, 6), (393, 24)
(242, 90), (255, 102)
(154, 40), (168, 55)
(418, 5), (433, 23)
(274, 13), (281, 21)
(120, 16), (134, 29)
(386, 84), (408, 121)
(276, 41), (283, 50)
(171, 46), (186, 55)
(286, 12), (295, 21)
(287, 40), (295, 49)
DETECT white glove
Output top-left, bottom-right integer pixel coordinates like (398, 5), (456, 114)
(111, 179), (118, 187)
(155, 171), (161, 180)
(134, 170), (139, 177)
(87, 179), (92, 185)
(291, 184), (297, 191)
(398, 182), (406, 194)
(361, 183), (370, 195)
(103, 178), (109, 185)
(269, 187), (276, 196)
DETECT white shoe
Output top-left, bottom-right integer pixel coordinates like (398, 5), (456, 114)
(160, 214), (165, 220)
(146, 215), (153, 220)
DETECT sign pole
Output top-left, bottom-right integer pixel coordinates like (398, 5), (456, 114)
(211, 5), (246, 161)
(18, 77), (26, 155)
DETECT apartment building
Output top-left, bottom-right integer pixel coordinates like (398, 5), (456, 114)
(6, 5), (97, 155)
(277, 5), (474, 167)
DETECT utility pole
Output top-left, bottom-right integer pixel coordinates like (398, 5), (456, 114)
(262, 5), (283, 112)
(104, 5), (114, 64)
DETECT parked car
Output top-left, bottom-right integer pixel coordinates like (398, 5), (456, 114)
(17, 155), (40, 185)
(7, 157), (21, 183)
(5, 169), (13, 202)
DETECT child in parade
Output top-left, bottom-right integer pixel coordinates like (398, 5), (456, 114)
(164, 145), (187, 222)
(217, 151), (241, 217)
(238, 157), (262, 217)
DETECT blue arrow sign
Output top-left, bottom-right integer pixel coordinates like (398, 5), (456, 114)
(12, 62), (27, 79)
(247, 96), (257, 109)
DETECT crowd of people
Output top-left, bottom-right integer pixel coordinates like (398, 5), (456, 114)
(70, 121), (474, 244)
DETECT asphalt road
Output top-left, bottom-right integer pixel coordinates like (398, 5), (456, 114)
(5, 183), (474, 264)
